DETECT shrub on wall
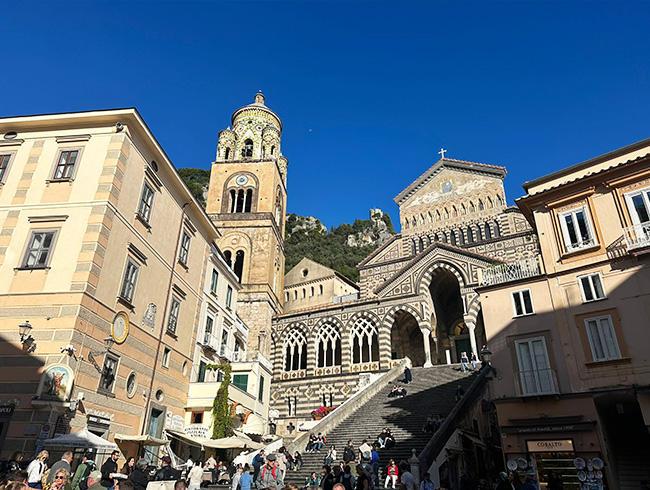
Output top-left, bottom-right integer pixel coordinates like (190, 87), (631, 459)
(209, 363), (233, 439)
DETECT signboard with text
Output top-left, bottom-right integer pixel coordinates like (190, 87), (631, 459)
(526, 439), (574, 452)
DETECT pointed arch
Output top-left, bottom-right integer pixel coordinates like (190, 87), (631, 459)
(350, 316), (379, 364)
(315, 322), (341, 367)
(283, 327), (307, 372)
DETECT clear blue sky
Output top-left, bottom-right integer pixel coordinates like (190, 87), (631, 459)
(3, 2), (649, 229)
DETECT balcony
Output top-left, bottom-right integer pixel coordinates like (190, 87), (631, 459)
(200, 333), (219, 352)
(220, 344), (234, 361)
(623, 221), (650, 251)
(480, 257), (543, 287)
(514, 368), (559, 397)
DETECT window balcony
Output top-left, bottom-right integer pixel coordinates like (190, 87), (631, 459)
(200, 333), (219, 352)
(220, 344), (234, 361)
(514, 368), (559, 397)
(623, 221), (650, 251)
(480, 257), (543, 287)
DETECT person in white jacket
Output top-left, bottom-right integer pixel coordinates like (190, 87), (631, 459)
(27, 451), (49, 489)
(188, 462), (204, 490)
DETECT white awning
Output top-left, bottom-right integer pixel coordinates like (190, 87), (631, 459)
(43, 429), (117, 450)
(114, 434), (170, 446)
(165, 429), (264, 450)
(241, 413), (266, 436)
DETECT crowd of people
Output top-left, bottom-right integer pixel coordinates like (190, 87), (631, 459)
(421, 416), (444, 435)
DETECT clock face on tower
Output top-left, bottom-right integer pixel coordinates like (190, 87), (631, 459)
(111, 311), (130, 344)
(236, 175), (249, 186)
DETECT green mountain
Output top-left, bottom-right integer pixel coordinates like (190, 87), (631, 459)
(178, 168), (396, 283)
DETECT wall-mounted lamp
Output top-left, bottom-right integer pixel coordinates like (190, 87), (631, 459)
(87, 336), (116, 372)
(480, 345), (496, 377)
(19, 321), (36, 353)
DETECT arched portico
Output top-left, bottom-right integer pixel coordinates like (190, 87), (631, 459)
(382, 306), (434, 367)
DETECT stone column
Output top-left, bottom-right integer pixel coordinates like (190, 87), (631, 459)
(465, 316), (478, 357)
(421, 329), (433, 368)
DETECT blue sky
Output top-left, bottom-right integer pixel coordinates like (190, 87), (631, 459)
(3, 1), (650, 229)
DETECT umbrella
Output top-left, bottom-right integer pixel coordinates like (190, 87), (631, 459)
(114, 434), (169, 446)
(43, 429), (117, 450)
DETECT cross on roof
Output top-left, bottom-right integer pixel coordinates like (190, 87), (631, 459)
(438, 148), (447, 159)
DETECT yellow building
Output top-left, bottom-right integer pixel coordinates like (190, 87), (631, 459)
(0, 109), (221, 459)
(478, 137), (650, 488)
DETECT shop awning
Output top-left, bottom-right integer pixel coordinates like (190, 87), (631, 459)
(114, 434), (170, 446)
(462, 432), (486, 447)
(165, 429), (264, 450)
(43, 429), (117, 450)
(241, 413), (266, 436)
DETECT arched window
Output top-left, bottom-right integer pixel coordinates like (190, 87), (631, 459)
(411, 239), (417, 254)
(457, 229), (465, 245)
(452, 206), (458, 217)
(224, 148), (231, 160)
(411, 216), (417, 227)
(230, 186), (253, 213)
(487, 197), (493, 208)
(476, 224), (482, 241)
(285, 292), (289, 302)
(461, 204), (466, 215)
(284, 328), (307, 371)
(302, 288), (306, 299)
(493, 220), (501, 237)
(310, 286), (314, 297)
(496, 195), (503, 206)
(425, 235), (431, 246)
(427, 211), (433, 223)
(420, 214), (425, 226)
(234, 250), (245, 282)
(469, 202), (475, 213)
(442, 233), (448, 244)
(245, 189), (252, 212)
(230, 190), (237, 212)
(242, 139), (254, 158)
(478, 199), (485, 211)
(484, 222), (492, 239)
(467, 226), (474, 243)
(434, 233), (441, 242)
(444, 208), (450, 219)
(293, 290), (298, 300)
(319, 284), (324, 295)
(275, 190), (283, 225)
(450, 231), (457, 246)
(350, 317), (379, 364)
(436, 210), (441, 221)
(316, 323), (341, 367)
(418, 237), (424, 251)
(271, 145), (276, 156)
(224, 250), (232, 267)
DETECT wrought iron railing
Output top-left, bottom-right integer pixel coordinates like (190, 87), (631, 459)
(623, 222), (650, 250)
(480, 257), (543, 286)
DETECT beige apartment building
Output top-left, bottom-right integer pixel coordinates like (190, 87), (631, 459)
(478, 138), (650, 488)
(0, 109), (223, 460)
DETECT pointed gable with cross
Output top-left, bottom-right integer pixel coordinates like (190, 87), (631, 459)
(394, 157), (508, 236)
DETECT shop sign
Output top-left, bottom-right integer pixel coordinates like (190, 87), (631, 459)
(171, 415), (184, 431)
(0, 404), (15, 416)
(502, 422), (595, 434)
(526, 440), (574, 452)
(39, 423), (53, 439)
(87, 415), (111, 427)
(184, 424), (209, 439)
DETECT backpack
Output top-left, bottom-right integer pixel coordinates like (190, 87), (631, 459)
(79, 462), (97, 490)
(341, 474), (353, 490)
(361, 451), (371, 462)
(343, 447), (355, 463)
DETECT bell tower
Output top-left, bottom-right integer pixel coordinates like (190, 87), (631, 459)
(206, 92), (287, 357)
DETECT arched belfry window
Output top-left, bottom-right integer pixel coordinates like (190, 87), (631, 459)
(234, 250), (245, 282)
(467, 226), (474, 243)
(271, 145), (276, 156)
(457, 229), (465, 245)
(284, 328), (307, 372)
(493, 220), (501, 237)
(224, 250), (232, 267)
(484, 222), (492, 239)
(351, 317), (379, 364)
(478, 199), (485, 211)
(224, 148), (231, 160)
(242, 139), (254, 158)
(450, 231), (457, 246)
(230, 187), (253, 213)
(275, 190), (283, 226)
(316, 323), (341, 368)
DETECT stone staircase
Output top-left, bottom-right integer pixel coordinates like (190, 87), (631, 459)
(284, 365), (477, 485)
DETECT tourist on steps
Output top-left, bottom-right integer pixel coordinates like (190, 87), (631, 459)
(343, 442), (356, 466)
(470, 352), (477, 370)
(398, 463), (415, 490)
(403, 367), (412, 384)
(256, 454), (283, 490)
(324, 446), (337, 467)
(305, 472), (320, 490)
(384, 460), (398, 489)
(320, 466), (334, 490)
(460, 352), (470, 372)
(354, 466), (370, 490)
(419, 473), (435, 490)
(292, 452), (302, 472)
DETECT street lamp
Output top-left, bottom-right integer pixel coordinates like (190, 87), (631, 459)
(104, 336), (115, 351)
(480, 345), (492, 366)
(18, 321), (36, 353)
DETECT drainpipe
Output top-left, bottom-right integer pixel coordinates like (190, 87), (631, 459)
(140, 201), (191, 436)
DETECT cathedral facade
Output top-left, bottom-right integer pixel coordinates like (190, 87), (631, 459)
(204, 94), (541, 435)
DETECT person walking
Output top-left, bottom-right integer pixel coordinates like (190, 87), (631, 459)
(404, 367), (412, 384)
(255, 454), (283, 490)
(384, 460), (398, 489)
(321, 466), (334, 490)
(231, 466), (243, 490)
(127, 460), (148, 490)
(469, 352), (477, 370)
(369, 448), (379, 487)
(238, 465), (253, 490)
(71, 454), (95, 490)
(252, 451), (265, 482)
(460, 352), (470, 372)
(100, 451), (120, 489)
(27, 451), (49, 489)
(343, 442), (355, 465)
(353, 466), (369, 490)
(419, 473), (435, 490)
(398, 463), (415, 490)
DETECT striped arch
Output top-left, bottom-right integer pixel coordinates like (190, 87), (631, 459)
(381, 303), (426, 331)
(464, 292), (482, 328)
(417, 260), (468, 297)
(345, 310), (382, 334)
(312, 315), (345, 336)
(273, 321), (308, 376)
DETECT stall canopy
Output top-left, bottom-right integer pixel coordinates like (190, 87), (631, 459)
(240, 413), (265, 436)
(114, 434), (169, 446)
(165, 429), (264, 450)
(43, 429), (117, 450)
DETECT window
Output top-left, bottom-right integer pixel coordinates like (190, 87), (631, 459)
(22, 231), (57, 269)
(197, 360), (207, 383)
(515, 338), (554, 395)
(579, 273), (606, 302)
(221, 328), (229, 348)
(226, 285), (233, 308)
(316, 323), (342, 368)
(585, 315), (621, 362)
(98, 353), (119, 393)
(319, 285), (323, 295)
(191, 412), (203, 424)
(234, 250), (244, 282)
(232, 374), (248, 392)
(126, 372), (137, 398)
(302, 288), (306, 299)
(210, 269), (219, 295)
(167, 298), (181, 334)
(284, 328), (307, 371)
(558, 206), (596, 252)
(0, 153), (13, 183)
(204, 316), (214, 343)
(293, 290), (297, 300)
(511, 289), (534, 316)
(162, 347), (170, 367)
(310, 286), (314, 297)
(350, 317), (379, 364)
(258, 376), (265, 402)
(119, 259), (139, 304)
(137, 182), (154, 223)
(52, 149), (79, 180)
(625, 186), (650, 224)
(285, 292), (290, 302)
(179, 232), (190, 265)
(242, 139), (254, 158)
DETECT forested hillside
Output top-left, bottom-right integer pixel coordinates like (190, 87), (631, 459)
(178, 168), (395, 282)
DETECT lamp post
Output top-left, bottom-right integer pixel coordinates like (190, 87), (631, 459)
(480, 345), (492, 367)
(18, 320), (36, 353)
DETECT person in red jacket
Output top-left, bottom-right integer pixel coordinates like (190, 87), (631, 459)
(384, 460), (398, 489)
